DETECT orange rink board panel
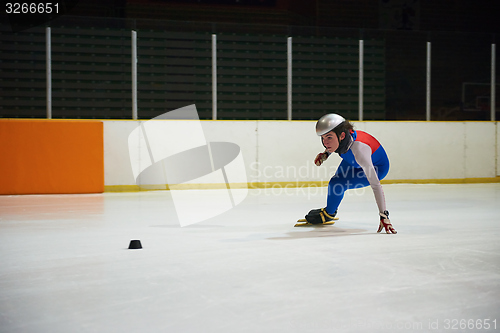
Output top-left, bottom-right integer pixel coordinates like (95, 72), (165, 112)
(0, 119), (104, 195)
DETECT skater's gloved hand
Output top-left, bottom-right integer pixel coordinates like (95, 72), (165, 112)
(377, 210), (397, 234)
(314, 150), (330, 166)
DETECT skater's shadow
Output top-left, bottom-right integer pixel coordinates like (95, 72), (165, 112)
(268, 226), (369, 240)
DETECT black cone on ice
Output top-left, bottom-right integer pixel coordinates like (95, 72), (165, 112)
(128, 240), (142, 249)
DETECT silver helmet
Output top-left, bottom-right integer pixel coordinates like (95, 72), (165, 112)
(315, 113), (345, 136)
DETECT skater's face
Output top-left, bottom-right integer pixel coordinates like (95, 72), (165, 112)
(321, 131), (345, 153)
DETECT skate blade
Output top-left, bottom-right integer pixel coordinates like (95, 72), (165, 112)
(294, 221), (336, 227)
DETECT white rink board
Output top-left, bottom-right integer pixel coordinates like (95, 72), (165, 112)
(464, 122), (496, 178)
(104, 120), (499, 187)
(360, 122), (465, 180)
(104, 120), (141, 186)
(254, 120), (341, 184)
(498, 122), (500, 176)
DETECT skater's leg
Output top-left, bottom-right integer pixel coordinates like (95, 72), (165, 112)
(325, 151), (390, 215)
(325, 160), (362, 214)
(326, 163), (384, 213)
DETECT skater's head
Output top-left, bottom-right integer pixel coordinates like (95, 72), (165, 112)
(316, 113), (354, 154)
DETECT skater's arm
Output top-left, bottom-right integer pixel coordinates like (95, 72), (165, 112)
(351, 142), (387, 213)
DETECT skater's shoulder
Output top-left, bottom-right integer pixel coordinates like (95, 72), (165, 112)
(353, 130), (381, 151)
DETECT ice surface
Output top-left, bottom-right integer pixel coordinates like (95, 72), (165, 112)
(0, 184), (499, 332)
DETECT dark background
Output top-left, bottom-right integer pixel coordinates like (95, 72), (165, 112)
(34, 0), (499, 33)
(1, 0), (498, 120)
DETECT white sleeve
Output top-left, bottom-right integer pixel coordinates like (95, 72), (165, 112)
(351, 141), (387, 213)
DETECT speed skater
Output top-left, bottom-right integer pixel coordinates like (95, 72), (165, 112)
(304, 113), (397, 234)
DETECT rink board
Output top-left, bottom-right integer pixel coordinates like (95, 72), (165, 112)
(0, 119), (104, 195)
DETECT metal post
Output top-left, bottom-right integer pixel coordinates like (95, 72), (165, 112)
(132, 30), (138, 120)
(359, 39), (364, 121)
(426, 42), (431, 121)
(287, 37), (292, 121)
(492, 43), (496, 121)
(46, 27), (52, 119)
(212, 34), (217, 120)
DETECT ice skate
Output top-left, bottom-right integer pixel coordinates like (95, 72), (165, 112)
(294, 208), (338, 227)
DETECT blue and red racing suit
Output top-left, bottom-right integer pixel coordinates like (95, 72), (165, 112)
(326, 130), (389, 215)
